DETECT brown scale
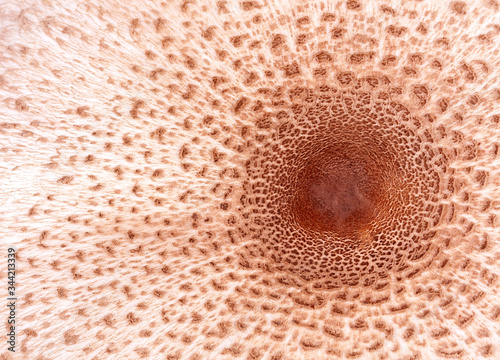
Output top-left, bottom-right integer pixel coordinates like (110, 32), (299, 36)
(238, 83), (447, 290)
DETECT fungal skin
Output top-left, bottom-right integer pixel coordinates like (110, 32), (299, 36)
(0, 0), (499, 359)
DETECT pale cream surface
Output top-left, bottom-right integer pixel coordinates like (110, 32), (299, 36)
(0, 0), (500, 359)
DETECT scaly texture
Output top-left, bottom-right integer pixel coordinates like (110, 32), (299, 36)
(1, 0), (500, 359)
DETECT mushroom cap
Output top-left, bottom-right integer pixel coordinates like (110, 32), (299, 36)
(1, 0), (500, 359)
